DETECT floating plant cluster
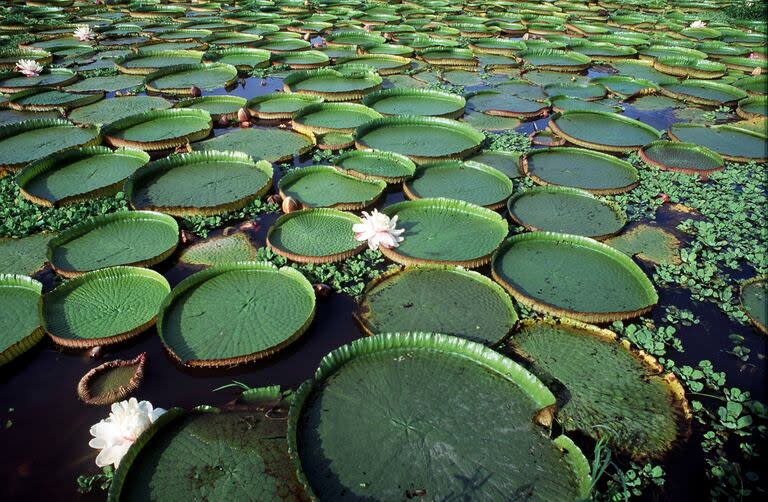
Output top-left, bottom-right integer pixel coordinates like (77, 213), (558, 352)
(0, 0), (766, 501)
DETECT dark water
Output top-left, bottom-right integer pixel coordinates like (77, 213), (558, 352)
(1, 65), (766, 502)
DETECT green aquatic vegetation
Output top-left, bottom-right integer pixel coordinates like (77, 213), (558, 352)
(0, 178), (129, 238)
(76, 466), (113, 494)
(179, 198), (277, 238)
(483, 130), (531, 154)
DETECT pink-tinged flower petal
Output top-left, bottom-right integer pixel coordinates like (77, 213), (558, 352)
(89, 398), (166, 468)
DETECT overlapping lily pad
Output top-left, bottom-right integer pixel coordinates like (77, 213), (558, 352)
(158, 262), (315, 366)
(17, 147), (149, 206)
(668, 124), (767, 162)
(246, 92), (323, 120)
(144, 63), (238, 95)
(404, 160), (513, 209)
(380, 198), (508, 267)
(507, 319), (691, 460)
(193, 126), (315, 163)
(47, 211), (178, 277)
(289, 333), (591, 501)
(333, 150), (416, 183)
(355, 116), (484, 163)
(283, 67), (382, 101)
(362, 88), (466, 118)
(43, 266), (170, 348)
(68, 96), (171, 126)
(355, 267), (518, 345)
(278, 166), (385, 209)
(521, 147), (639, 194)
(291, 102), (382, 135)
(267, 209), (365, 263)
(102, 109), (212, 151)
(0, 274), (44, 366)
(639, 141), (724, 176)
(492, 232), (658, 322)
(126, 151), (272, 216)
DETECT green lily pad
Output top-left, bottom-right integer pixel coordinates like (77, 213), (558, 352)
(288, 333), (591, 501)
(355, 116), (484, 164)
(6, 88), (103, 112)
(267, 209), (365, 263)
(604, 223), (682, 266)
(740, 276), (767, 335)
(158, 262), (315, 366)
(668, 124), (767, 162)
(521, 147), (639, 194)
(115, 50), (204, 75)
(0, 118), (101, 173)
(144, 63), (238, 95)
(639, 141), (724, 176)
(179, 233), (258, 267)
(492, 232), (658, 322)
(363, 88), (466, 118)
(203, 47), (272, 70)
(77, 352), (146, 406)
(467, 150), (523, 179)
(246, 92), (324, 120)
(380, 198), (508, 267)
(334, 150), (416, 183)
(283, 68), (382, 101)
(43, 266), (170, 348)
(0, 234), (51, 275)
(0, 275), (44, 366)
(173, 95), (247, 121)
(466, 89), (550, 118)
(404, 160), (513, 209)
(291, 102), (382, 135)
(126, 151), (273, 216)
(103, 109), (212, 151)
(193, 127), (315, 163)
(17, 147), (149, 207)
(508, 186), (626, 239)
(65, 74), (144, 93)
(549, 111), (661, 152)
(47, 211), (179, 277)
(278, 166), (386, 210)
(507, 319), (691, 460)
(68, 96), (172, 126)
(660, 80), (747, 106)
(519, 49), (591, 72)
(0, 68), (77, 93)
(356, 266), (517, 345)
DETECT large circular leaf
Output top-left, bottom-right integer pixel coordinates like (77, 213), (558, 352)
(288, 333), (591, 501)
(246, 92), (324, 120)
(404, 160), (513, 209)
(668, 124), (767, 162)
(115, 50), (204, 75)
(508, 187), (626, 239)
(103, 109), (212, 151)
(549, 111), (661, 152)
(0, 234), (50, 275)
(0, 119), (101, 173)
(355, 116), (485, 163)
(278, 165), (386, 209)
(173, 95), (246, 121)
(521, 147), (639, 194)
(17, 147), (150, 207)
(68, 96), (172, 126)
(334, 150), (416, 183)
(380, 198), (508, 267)
(356, 266), (518, 345)
(192, 127), (315, 163)
(362, 88), (466, 118)
(125, 151), (273, 216)
(158, 262), (316, 367)
(144, 63), (239, 96)
(492, 232), (658, 322)
(47, 211), (179, 277)
(639, 140), (724, 176)
(267, 209), (365, 263)
(291, 102), (382, 135)
(507, 319), (691, 460)
(659, 80), (747, 106)
(0, 274), (44, 367)
(283, 68), (382, 101)
(43, 266), (170, 348)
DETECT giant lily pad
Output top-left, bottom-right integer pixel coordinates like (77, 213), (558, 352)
(288, 333), (591, 501)
(0, 68), (77, 93)
(355, 266), (517, 345)
(144, 63), (238, 95)
(380, 198), (508, 267)
(362, 88), (466, 118)
(173, 95), (247, 121)
(110, 406), (306, 501)
(126, 151), (273, 216)
(0, 234), (50, 275)
(660, 80), (747, 106)
(17, 147), (150, 207)
(6, 88), (103, 112)
(668, 124), (767, 162)
(404, 160), (513, 209)
(0, 119), (101, 174)
(507, 319), (691, 460)
(0, 275), (44, 366)
(521, 147), (639, 194)
(43, 266), (170, 348)
(283, 68), (382, 101)
(639, 141), (724, 176)
(492, 232), (658, 322)
(549, 111), (661, 152)
(267, 209), (365, 263)
(334, 150), (416, 183)
(355, 116), (484, 163)
(103, 109), (212, 151)
(278, 166), (386, 209)
(291, 102), (382, 135)
(158, 262), (315, 366)
(193, 127), (315, 163)
(466, 89), (550, 118)
(115, 50), (204, 75)
(179, 233), (258, 267)
(740, 276), (767, 335)
(246, 92), (324, 120)
(68, 96), (172, 126)
(508, 187), (626, 239)
(519, 49), (591, 72)
(47, 211), (179, 277)
(468, 150), (523, 179)
(203, 47), (271, 71)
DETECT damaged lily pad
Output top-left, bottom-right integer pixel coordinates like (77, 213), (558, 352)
(77, 353), (147, 406)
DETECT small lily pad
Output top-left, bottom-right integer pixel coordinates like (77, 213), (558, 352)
(77, 353), (147, 406)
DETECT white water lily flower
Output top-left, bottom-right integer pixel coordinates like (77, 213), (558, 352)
(88, 398), (165, 468)
(689, 20), (707, 29)
(15, 59), (43, 77)
(353, 209), (405, 250)
(74, 25), (96, 42)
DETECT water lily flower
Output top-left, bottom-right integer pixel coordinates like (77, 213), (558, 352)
(353, 209), (405, 250)
(689, 20), (707, 29)
(88, 398), (165, 468)
(74, 25), (96, 42)
(15, 59), (43, 77)
(752, 67), (762, 76)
